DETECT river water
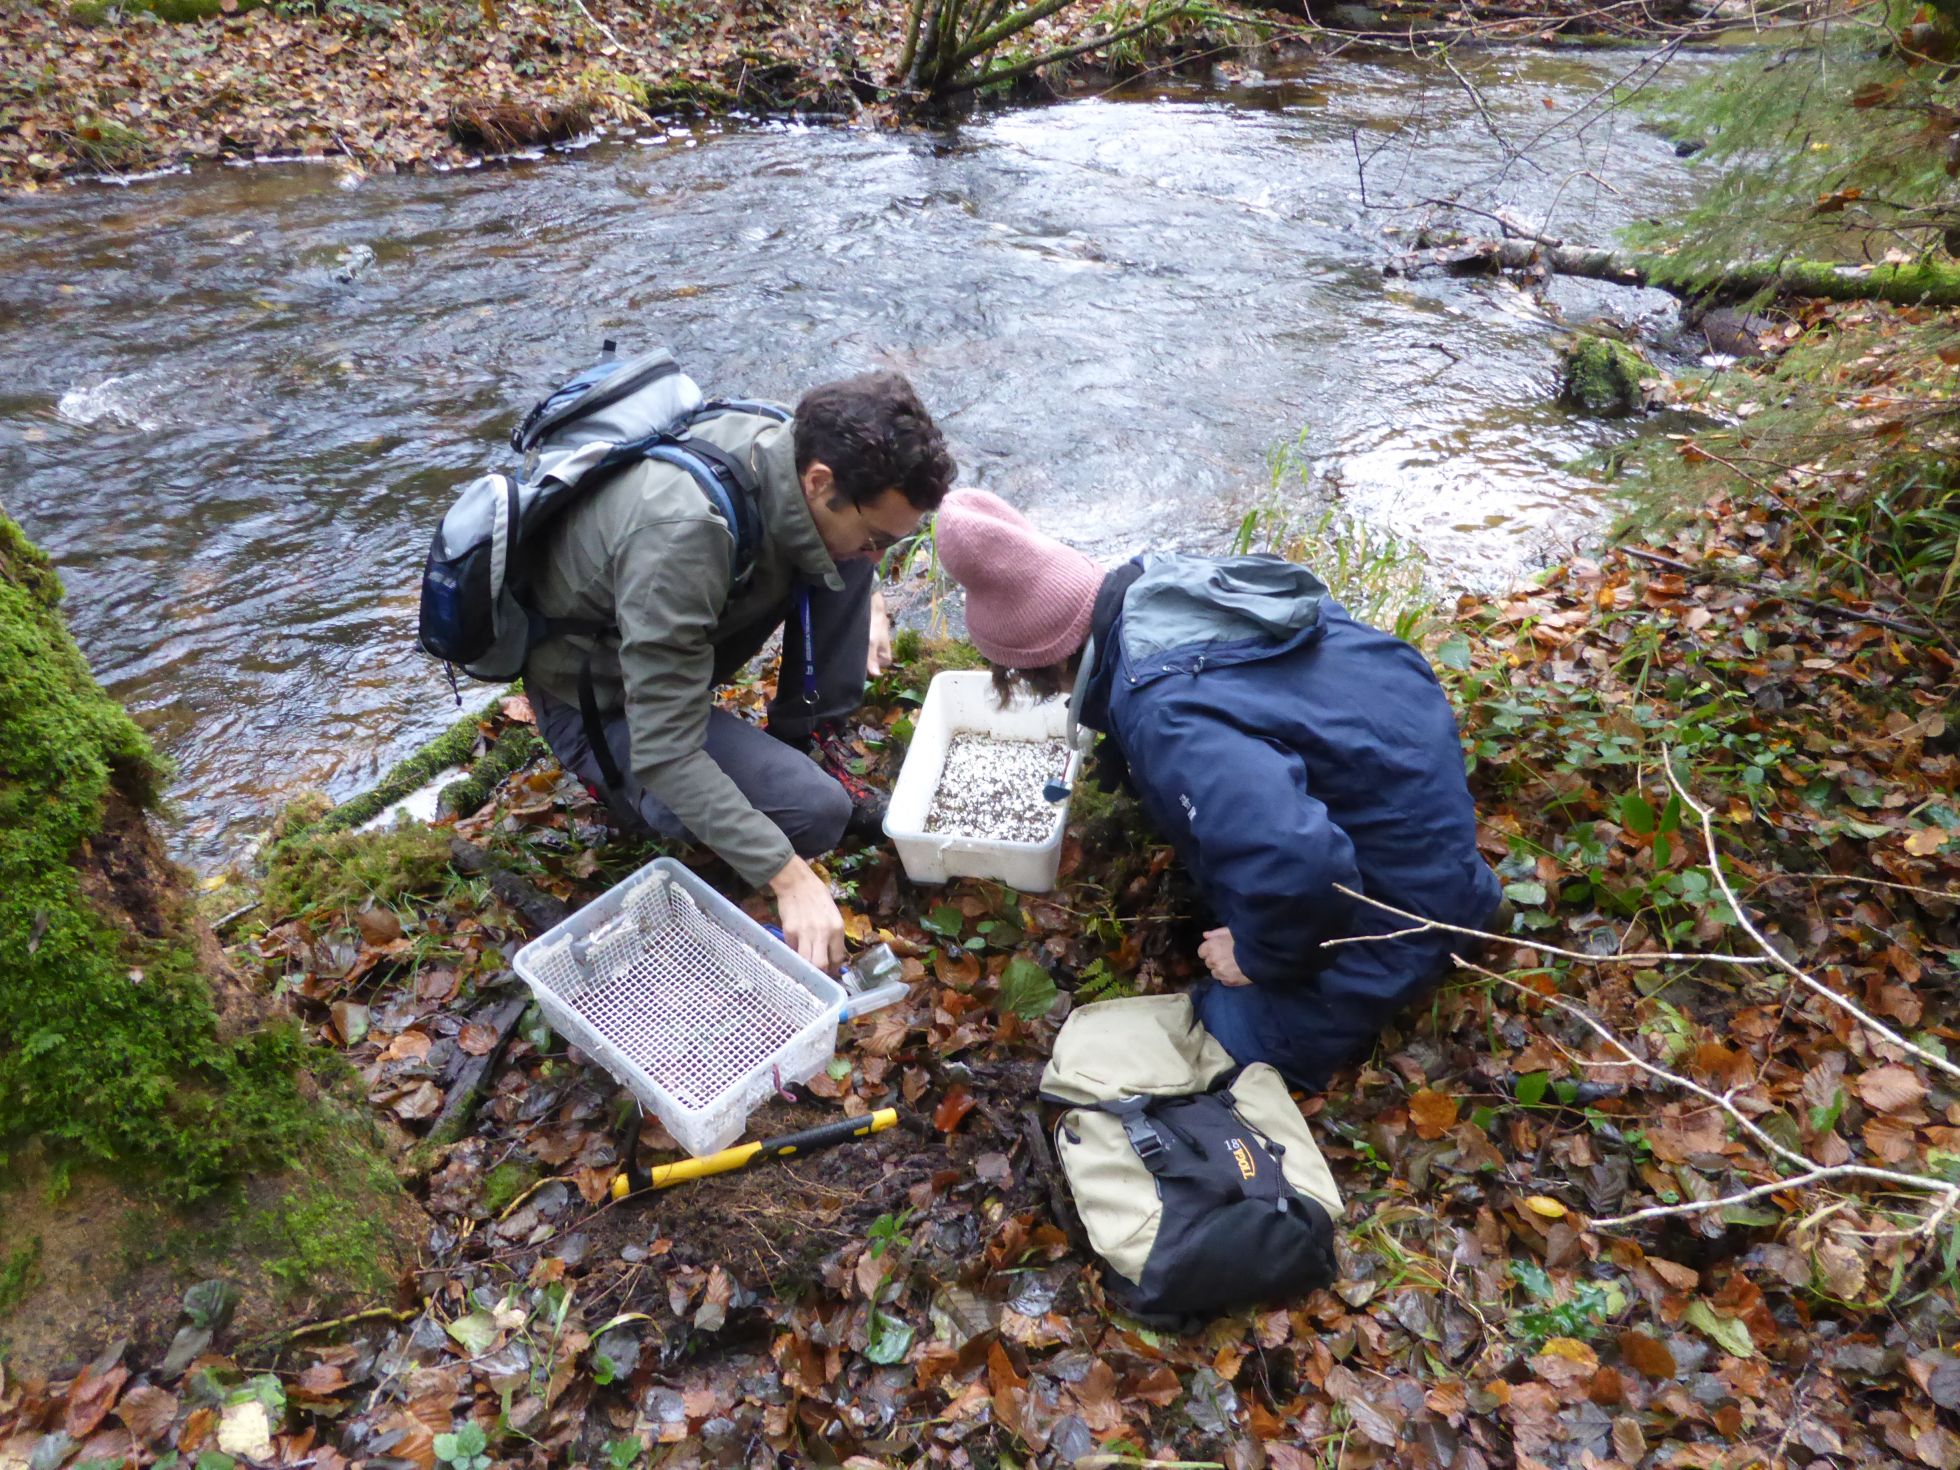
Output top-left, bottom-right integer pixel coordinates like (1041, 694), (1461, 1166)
(0, 47), (1705, 869)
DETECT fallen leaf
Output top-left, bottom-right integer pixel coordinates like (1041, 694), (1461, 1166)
(1645, 1257), (1700, 1292)
(1855, 1062), (1927, 1113)
(446, 1309), (500, 1355)
(933, 1084), (977, 1134)
(393, 1081), (443, 1121)
(1685, 1299), (1756, 1358)
(330, 1001), (369, 1047)
(1619, 1330), (1677, 1379)
(115, 1385), (179, 1443)
(65, 1363), (128, 1438)
(1409, 1089), (1459, 1140)
(217, 1399), (274, 1460)
(1522, 1194), (1568, 1219)
(355, 904), (403, 944)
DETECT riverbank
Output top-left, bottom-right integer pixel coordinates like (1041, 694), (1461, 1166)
(2, 0), (1718, 190)
(6, 364), (1955, 1457)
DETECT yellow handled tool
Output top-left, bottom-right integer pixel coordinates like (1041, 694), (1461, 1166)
(611, 1107), (899, 1200)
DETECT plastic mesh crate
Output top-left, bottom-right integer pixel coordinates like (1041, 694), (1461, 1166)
(514, 857), (847, 1156)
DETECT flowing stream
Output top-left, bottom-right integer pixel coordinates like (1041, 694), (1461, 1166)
(0, 46), (1711, 869)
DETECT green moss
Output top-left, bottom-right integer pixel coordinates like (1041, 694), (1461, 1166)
(899, 635), (987, 680)
(479, 1160), (540, 1217)
(0, 1238), (41, 1316)
(1558, 333), (1651, 416)
(438, 725), (544, 818)
(261, 823), (452, 923)
(0, 514), (320, 1199)
(254, 1170), (400, 1296)
(299, 697), (508, 839)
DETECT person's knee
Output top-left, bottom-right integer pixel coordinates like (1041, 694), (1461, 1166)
(777, 771), (852, 856)
(1192, 982), (1341, 1092)
(1192, 983), (1275, 1066)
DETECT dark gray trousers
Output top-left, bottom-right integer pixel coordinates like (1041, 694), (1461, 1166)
(533, 559), (876, 856)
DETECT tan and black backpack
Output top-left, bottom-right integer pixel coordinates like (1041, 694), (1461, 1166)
(1039, 995), (1342, 1323)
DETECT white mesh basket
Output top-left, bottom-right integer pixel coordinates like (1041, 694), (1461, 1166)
(514, 857), (848, 1156)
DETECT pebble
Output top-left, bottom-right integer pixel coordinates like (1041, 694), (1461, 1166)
(926, 735), (1070, 843)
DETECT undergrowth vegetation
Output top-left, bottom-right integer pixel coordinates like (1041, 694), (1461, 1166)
(1614, 0), (1960, 635)
(1231, 431), (1437, 644)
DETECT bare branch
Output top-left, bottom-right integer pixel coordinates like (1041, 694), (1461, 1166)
(1661, 749), (1960, 1086)
(1325, 883), (1773, 968)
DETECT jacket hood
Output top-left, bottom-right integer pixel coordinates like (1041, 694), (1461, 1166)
(1121, 553), (1327, 663)
(1079, 554), (1328, 732)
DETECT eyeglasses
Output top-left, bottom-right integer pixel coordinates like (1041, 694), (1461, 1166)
(854, 504), (907, 556)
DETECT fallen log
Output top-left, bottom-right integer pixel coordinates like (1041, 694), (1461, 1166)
(449, 836), (571, 935)
(426, 991), (531, 1150)
(1386, 237), (1960, 308)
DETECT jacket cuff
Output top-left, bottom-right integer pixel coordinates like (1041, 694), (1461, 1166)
(727, 832), (798, 891)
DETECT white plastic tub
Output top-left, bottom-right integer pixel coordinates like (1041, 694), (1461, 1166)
(513, 857), (903, 1156)
(884, 671), (1084, 892)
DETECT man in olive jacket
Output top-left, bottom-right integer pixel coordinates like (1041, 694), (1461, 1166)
(522, 371), (955, 971)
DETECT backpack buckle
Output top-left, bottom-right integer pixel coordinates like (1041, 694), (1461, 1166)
(1121, 1112), (1167, 1164)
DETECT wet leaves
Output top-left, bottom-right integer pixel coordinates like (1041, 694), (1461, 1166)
(932, 1083), (977, 1134)
(15, 457), (1960, 1470)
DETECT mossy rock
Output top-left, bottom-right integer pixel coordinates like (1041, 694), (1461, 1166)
(1558, 333), (1653, 417)
(0, 512), (303, 1194)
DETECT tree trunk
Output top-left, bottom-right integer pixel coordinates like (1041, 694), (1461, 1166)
(0, 512), (417, 1374)
(1386, 236), (1960, 308)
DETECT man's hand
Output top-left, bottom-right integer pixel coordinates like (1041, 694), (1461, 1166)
(770, 855), (847, 973)
(1200, 927), (1251, 986)
(867, 590), (893, 678)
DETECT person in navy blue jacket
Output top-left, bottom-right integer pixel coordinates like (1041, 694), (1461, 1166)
(933, 489), (1503, 1090)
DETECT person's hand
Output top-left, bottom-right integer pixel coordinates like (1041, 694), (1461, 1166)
(867, 590), (893, 678)
(1200, 927), (1250, 986)
(769, 855), (846, 973)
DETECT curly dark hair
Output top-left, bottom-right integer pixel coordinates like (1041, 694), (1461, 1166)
(793, 371), (956, 512)
(990, 659), (1075, 708)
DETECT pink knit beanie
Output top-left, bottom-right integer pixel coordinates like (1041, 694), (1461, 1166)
(934, 488), (1103, 669)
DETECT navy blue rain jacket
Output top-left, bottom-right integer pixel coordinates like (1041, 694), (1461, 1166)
(1076, 554), (1500, 1083)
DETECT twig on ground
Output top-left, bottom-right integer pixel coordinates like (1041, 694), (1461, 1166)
(1620, 544), (1941, 640)
(213, 899), (261, 935)
(1324, 884), (1772, 968)
(567, 0), (629, 54)
(241, 1305), (419, 1356)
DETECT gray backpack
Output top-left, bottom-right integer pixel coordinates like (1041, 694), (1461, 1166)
(416, 343), (787, 684)
(1040, 995), (1342, 1323)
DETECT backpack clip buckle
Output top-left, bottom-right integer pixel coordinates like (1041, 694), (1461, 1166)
(1120, 1111), (1167, 1164)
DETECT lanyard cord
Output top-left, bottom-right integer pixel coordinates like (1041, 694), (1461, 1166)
(796, 584), (818, 706)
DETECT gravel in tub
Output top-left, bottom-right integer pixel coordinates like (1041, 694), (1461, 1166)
(925, 735), (1072, 843)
